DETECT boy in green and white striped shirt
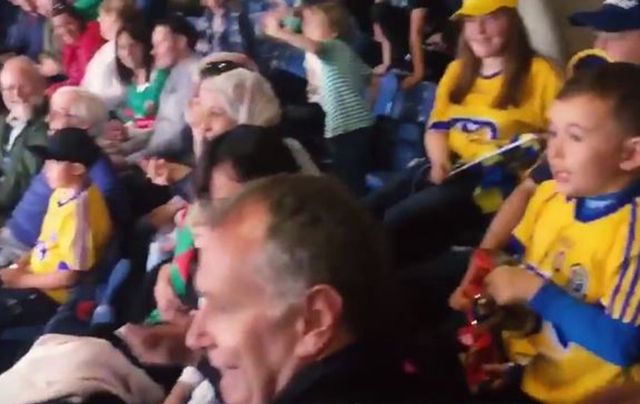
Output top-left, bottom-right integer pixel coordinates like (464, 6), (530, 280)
(265, 1), (374, 196)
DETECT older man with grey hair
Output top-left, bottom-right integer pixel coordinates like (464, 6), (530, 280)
(186, 174), (431, 403)
(0, 86), (129, 267)
(0, 56), (48, 222)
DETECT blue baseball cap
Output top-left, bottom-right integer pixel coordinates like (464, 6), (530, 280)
(570, 0), (640, 32)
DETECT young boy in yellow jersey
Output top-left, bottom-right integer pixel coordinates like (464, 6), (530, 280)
(483, 63), (640, 402)
(0, 127), (112, 329)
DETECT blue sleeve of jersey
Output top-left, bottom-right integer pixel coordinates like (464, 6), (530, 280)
(529, 282), (640, 367)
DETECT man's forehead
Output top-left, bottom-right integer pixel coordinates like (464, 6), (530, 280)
(195, 201), (271, 285)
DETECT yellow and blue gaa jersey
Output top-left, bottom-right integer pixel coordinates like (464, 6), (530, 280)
(508, 180), (640, 402)
(428, 56), (562, 163)
(29, 183), (112, 304)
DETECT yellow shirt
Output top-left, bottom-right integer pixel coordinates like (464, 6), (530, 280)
(428, 56), (562, 162)
(509, 180), (640, 402)
(30, 183), (113, 304)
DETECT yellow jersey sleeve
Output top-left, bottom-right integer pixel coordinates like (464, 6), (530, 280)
(603, 210), (640, 325)
(57, 194), (95, 272)
(512, 180), (557, 249)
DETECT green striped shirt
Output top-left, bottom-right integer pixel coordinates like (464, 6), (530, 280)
(314, 39), (374, 138)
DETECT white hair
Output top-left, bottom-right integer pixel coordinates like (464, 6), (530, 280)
(51, 87), (109, 138)
(199, 68), (281, 127)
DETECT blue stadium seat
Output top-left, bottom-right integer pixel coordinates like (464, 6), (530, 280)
(368, 74), (437, 192)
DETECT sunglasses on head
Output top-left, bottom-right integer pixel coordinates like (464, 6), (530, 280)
(200, 60), (243, 79)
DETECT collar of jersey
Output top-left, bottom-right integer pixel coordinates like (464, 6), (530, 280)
(574, 181), (640, 222)
(56, 183), (90, 208)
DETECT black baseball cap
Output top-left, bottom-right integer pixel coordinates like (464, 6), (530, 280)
(29, 127), (101, 168)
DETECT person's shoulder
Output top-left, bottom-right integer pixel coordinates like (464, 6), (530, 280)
(529, 179), (562, 212)
(530, 55), (563, 81)
(81, 20), (103, 42)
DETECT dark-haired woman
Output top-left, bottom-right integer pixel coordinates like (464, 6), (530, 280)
(366, 1), (563, 267)
(115, 23), (170, 129)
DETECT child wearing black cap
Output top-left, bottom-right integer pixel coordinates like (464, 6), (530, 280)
(0, 128), (112, 330)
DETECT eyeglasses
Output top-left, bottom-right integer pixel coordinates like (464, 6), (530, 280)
(200, 60), (242, 79)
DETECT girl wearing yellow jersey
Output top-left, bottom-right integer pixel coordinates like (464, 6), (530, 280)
(366, 0), (562, 267)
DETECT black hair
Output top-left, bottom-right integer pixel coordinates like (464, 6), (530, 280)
(52, 1), (87, 30)
(115, 18), (153, 85)
(195, 125), (300, 199)
(155, 13), (198, 51)
(557, 62), (640, 136)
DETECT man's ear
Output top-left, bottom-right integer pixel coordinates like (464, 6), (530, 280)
(620, 136), (640, 172)
(293, 285), (343, 360)
(70, 162), (87, 176)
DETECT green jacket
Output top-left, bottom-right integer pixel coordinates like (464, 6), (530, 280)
(0, 109), (48, 221)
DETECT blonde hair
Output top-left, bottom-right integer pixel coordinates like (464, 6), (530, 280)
(51, 87), (109, 138)
(99, 0), (136, 18)
(304, 1), (352, 39)
(199, 68), (281, 127)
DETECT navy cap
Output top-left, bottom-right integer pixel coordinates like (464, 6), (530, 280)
(570, 0), (640, 32)
(29, 127), (101, 168)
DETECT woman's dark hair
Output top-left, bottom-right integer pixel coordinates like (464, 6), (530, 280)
(115, 18), (153, 85)
(450, 8), (535, 109)
(195, 125), (300, 199)
(52, 1), (87, 31)
(155, 13), (198, 51)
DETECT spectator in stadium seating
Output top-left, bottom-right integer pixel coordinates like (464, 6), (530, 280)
(107, 14), (199, 166)
(0, 57), (48, 222)
(366, 0), (562, 268)
(478, 63), (640, 403)
(0, 87), (128, 268)
(1, 0), (45, 61)
(0, 127), (112, 332)
(99, 22), (171, 163)
(34, 0), (62, 66)
(141, 126), (303, 404)
(193, 0), (255, 58)
(450, 0), (640, 310)
(371, 0), (458, 85)
(184, 174), (430, 403)
(141, 63), (318, 202)
(81, 0), (137, 110)
(132, 64), (317, 315)
(46, 1), (105, 96)
(264, 1), (374, 196)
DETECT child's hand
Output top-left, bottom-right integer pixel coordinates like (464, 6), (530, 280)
(263, 12), (284, 37)
(38, 56), (61, 77)
(373, 63), (390, 76)
(0, 268), (24, 288)
(401, 72), (424, 90)
(105, 119), (128, 142)
(429, 159), (452, 185)
(482, 362), (519, 391)
(484, 265), (545, 306)
(449, 285), (472, 312)
(154, 264), (187, 322)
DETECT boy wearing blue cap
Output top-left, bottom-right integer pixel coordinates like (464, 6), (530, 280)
(0, 127), (112, 330)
